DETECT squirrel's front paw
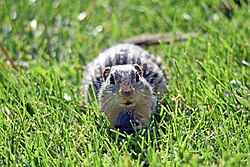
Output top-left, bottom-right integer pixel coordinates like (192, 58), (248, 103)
(114, 111), (140, 134)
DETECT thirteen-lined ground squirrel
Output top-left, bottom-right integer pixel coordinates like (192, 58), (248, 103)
(82, 44), (167, 134)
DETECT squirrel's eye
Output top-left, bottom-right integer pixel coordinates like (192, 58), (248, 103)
(110, 74), (115, 84)
(135, 72), (140, 82)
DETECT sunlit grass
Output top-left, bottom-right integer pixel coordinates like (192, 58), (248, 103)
(0, 0), (249, 166)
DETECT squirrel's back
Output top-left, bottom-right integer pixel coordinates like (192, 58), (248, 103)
(82, 43), (167, 100)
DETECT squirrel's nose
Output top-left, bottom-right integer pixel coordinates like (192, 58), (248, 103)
(123, 89), (132, 97)
(119, 85), (134, 99)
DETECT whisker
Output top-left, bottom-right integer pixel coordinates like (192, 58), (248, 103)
(101, 94), (115, 106)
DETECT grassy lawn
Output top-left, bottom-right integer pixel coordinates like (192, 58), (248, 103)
(0, 0), (249, 166)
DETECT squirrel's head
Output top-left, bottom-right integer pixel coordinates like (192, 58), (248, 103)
(99, 64), (155, 134)
(102, 64), (143, 103)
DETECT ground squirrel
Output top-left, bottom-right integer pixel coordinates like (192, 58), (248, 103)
(82, 44), (167, 134)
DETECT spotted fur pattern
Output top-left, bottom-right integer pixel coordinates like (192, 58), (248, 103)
(83, 43), (167, 101)
(82, 44), (167, 129)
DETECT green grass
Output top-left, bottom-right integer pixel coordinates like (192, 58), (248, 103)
(0, 0), (249, 166)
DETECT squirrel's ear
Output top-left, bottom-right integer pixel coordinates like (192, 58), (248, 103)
(102, 67), (111, 81)
(134, 64), (142, 76)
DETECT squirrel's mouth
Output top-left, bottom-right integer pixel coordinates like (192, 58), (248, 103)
(123, 101), (134, 106)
